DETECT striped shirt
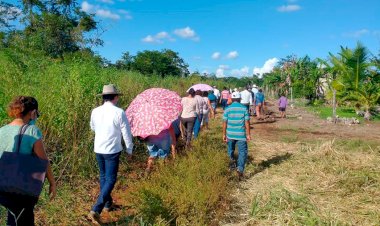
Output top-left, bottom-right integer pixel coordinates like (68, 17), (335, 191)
(221, 90), (230, 100)
(223, 102), (250, 141)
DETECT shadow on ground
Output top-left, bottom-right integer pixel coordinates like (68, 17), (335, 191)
(248, 153), (292, 177)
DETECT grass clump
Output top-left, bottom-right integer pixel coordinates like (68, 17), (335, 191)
(126, 120), (229, 225)
(250, 188), (328, 225)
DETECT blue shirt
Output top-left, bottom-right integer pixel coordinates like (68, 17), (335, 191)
(0, 125), (42, 157)
(223, 102), (249, 141)
(255, 92), (265, 105)
(208, 93), (217, 102)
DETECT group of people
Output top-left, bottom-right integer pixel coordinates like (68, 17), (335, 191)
(0, 83), (287, 225)
(218, 85), (266, 119)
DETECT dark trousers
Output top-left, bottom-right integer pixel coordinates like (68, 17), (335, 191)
(221, 99), (228, 110)
(180, 117), (196, 144)
(0, 192), (38, 226)
(92, 152), (121, 214)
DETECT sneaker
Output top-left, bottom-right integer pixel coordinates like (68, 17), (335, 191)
(88, 211), (101, 225)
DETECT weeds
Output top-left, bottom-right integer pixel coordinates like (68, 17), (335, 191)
(0, 51), (234, 225)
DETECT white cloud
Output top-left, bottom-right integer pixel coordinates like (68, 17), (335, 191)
(211, 52), (221, 60)
(277, 4), (301, 12)
(118, 9), (133, 19)
(142, 35), (155, 43)
(218, 64), (230, 70)
(226, 51), (239, 59)
(82, 1), (133, 20)
(142, 31), (175, 43)
(98, 0), (114, 4)
(173, 26), (200, 41)
(156, 31), (170, 39)
(342, 29), (370, 38)
(96, 9), (120, 20)
(253, 58), (279, 77)
(231, 66), (250, 77)
(81, 1), (94, 13)
(216, 68), (225, 78)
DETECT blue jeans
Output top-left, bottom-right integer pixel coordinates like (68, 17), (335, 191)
(211, 102), (217, 114)
(193, 114), (203, 139)
(227, 139), (248, 173)
(92, 152), (121, 213)
(221, 99), (228, 110)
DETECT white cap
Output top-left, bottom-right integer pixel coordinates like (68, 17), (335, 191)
(231, 91), (241, 99)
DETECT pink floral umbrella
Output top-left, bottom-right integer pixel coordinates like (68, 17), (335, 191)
(126, 88), (182, 138)
(188, 83), (213, 92)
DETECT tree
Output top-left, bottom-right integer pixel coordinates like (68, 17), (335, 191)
(5, 0), (99, 57)
(129, 49), (189, 77)
(327, 43), (379, 120)
(115, 52), (133, 70)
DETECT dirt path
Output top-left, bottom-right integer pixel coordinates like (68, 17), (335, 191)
(220, 101), (380, 225)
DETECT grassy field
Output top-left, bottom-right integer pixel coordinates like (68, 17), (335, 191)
(222, 102), (380, 225)
(301, 104), (380, 121)
(0, 49), (236, 225)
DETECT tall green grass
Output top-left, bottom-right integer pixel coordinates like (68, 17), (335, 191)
(0, 49), (234, 224)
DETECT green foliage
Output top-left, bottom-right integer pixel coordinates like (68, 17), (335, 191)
(130, 124), (229, 225)
(327, 43), (380, 118)
(0, 47), (234, 224)
(4, 0), (99, 57)
(117, 49), (190, 77)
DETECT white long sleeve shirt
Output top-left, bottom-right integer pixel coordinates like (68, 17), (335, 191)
(90, 102), (133, 155)
(240, 90), (253, 105)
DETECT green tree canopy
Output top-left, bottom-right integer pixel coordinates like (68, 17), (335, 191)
(117, 49), (190, 77)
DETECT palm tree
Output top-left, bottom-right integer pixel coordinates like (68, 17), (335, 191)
(328, 42), (378, 120)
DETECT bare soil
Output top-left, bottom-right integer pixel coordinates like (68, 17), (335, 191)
(221, 100), (380, 226)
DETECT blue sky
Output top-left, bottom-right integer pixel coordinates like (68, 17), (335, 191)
(5, 0), (380, 77)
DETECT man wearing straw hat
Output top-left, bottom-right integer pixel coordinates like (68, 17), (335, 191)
(88, 84), (134, 224)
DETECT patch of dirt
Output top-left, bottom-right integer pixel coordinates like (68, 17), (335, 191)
(220, 100), (380, 226)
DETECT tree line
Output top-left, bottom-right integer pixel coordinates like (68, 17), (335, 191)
(261, 43), (380, 119)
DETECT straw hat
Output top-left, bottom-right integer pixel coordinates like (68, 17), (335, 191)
(98, 84), (123, 96)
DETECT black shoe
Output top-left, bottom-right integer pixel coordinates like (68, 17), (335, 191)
(104, 204), (122, 212)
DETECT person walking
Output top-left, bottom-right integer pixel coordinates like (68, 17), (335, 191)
(240, 85), (253, 111)
(193, 90), (205, 139)
(220, 87), (230, 110)
(89, 84), (133, 224)
(0, 96), (56, 226)
(278, 94), (288, 118)
(208, 90), (217, 117)
(213, 85), (220, 105)
(180, 88), (198, 149)
(255, 89), (265, 119)
(143, 124), (177, 174)
(222, 92), (251, 180)
(201, 91), (214, 129)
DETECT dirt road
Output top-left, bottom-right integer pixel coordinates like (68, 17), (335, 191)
(221, 101), (380, 225)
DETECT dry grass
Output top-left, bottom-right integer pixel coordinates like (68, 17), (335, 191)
(223, 136), (380, 225)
